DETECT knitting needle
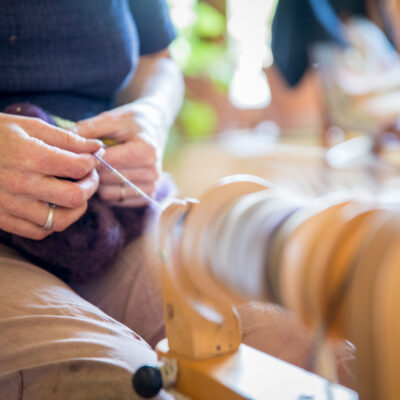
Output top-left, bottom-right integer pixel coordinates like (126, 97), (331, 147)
(93, 153), (162, 210)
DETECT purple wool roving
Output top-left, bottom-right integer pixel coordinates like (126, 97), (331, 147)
(0, 103), (173, 282)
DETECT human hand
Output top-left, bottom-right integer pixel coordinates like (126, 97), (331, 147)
(76, 104), (160, 207)
(0, 113), (102, 240)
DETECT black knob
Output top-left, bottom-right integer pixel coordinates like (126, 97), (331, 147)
(132, 365), (163, 398)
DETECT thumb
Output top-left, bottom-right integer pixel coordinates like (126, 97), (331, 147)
(76, 112), (118, 139)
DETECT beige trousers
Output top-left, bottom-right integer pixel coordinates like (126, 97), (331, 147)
(0, 233), (353, 400)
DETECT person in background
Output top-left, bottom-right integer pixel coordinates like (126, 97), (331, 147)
(266, 0), (396, 132)
(270, 0), (393, 87)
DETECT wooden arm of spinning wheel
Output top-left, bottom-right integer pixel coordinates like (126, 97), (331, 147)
(158, 177), (270, 359)
(159, 198), (241, 359)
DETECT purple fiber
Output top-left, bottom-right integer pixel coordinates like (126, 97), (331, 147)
(4, 102), (56, 125)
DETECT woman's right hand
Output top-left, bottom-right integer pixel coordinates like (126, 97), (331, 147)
(0, 113), (103, 240)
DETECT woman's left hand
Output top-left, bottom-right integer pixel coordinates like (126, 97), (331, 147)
(76, 104), (160, 207)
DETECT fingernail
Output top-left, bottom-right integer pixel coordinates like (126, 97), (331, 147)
(90, 139), (106, 148)
(94, 147), (106, 158)
(89, 139), (104, 148)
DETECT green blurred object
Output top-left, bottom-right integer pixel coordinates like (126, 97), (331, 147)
(181, 38), (226, 78)
(195, 1), (226, 39)
(168, 0), (231, 141)
(170, 1), (229, 79)
(51, 115), (77, 130)
(179, 99), (218, 140)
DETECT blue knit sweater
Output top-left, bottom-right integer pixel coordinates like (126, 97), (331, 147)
(0, 0), (176, 120)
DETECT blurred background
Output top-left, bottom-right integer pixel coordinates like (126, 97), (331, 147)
(164, 0), (400, 198)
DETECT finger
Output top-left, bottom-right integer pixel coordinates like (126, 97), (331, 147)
(42, 202), (88, 233)
(0, 212), (52, 240)
(6, 124), (99, 180)
(0, 189), (52, 227)
(28, 169), (99, 209)
(99, 166), (158, 185)
(28, 141), (98, 179)
(0, 169), (99, 209)
(75, 112), (119, 139)
(98, 182), (155, 203)
(0, 189), (87, 232)
(76, 110), (141, 141)
(102, 140), (157, 168)
(18, 117), (102, 154)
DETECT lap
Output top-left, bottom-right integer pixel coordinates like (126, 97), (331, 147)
(72, 231), (165, 348)
(0, 243), (170, 400)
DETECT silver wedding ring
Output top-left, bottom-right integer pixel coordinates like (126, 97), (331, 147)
(119, 183), (127, 202)
(42, 203), (56, 230)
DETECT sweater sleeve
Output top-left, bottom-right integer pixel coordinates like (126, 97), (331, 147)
(129, 0), (176, 55)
